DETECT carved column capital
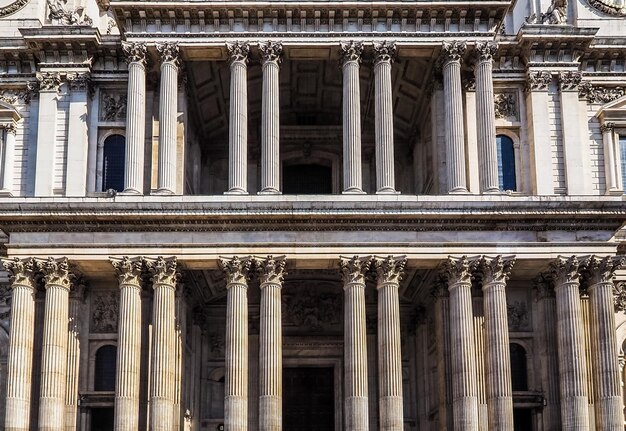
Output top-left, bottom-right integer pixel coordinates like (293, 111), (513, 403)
(38, 257), (72, 290)
(373, 255), (406, 287)
(122, 42), (148, 65)
(1, 257), (38, 289)
(340, 41), (364, 65)
(259, 41), (283, 65)
(218, 256), (252, 286)
(558, 71), (582, 91)
(582, 255), (625, 285)
(440, 41), (466, 65)
(156, 42), (180, 65)
(144, 256), (180, 288)
(226, 41), (250, 65)
(36, 72), (62, 93)
(479, 255), (515, 285)
(254, 255), (286, 286)
(70, 274), (88, 300)
(110, 256), (144, 286)
(533, 272), (555, 299)
(525, 71), (552, 92)
(2, 123), (17, 135)
(67, 72), (91, 93)
(600, 122), (616, 134)
(430, 274), (450, 298)
(550, 255), (581, 287)
(339, 255), (371, 286)
(474, 41), (498, 64)
(441, 255), (476, 286)
(373, 41), (397, 65)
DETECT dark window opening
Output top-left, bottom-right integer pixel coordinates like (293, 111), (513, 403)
(102, 134), (125, 192)
(513, 408), (533, 431)
(94, 345), (117, 392)
(91, 407), (114, 431)
(283, 164), (332, 194)
(510, 343), (528, 391)
(496, 134), (516, 191)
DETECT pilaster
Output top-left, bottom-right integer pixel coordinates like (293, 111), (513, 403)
(373, 255), (406, 431)
(34, 72), (61, 197)
(525, 71), (553, 195)
(65, 72), (91, 197)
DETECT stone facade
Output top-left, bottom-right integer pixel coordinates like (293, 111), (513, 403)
(0, 0), (625, 430)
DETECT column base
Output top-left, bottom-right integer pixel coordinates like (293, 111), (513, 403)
(448, 187), (470, 194)
(342, 188), (366, 195)
(119, 188), (143, 195)
(257, 188), (281, 195)
(605, 188), (624, 196)
(376, 187), (399, 194)
(152, 188), (176, 195)
(0, 189), (14, 196)
(482, 188), (503, 195)
(225, 189), (249, 195)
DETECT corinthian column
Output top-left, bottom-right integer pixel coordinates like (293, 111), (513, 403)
(479, 256), (514, 430)
(373, 42), (397, 194)
(144, 257), (179, 431)
(550, 256), (589, 430)
(440, 42), (468, 194)
(340, 256), (371, 431)
(373, 255), (406, 430)
(156, 43), (180, 195)
(442, 256), (478, 430)
(473, 42), (499, 193)
(583, 256), (625, 430)
(226, 42), (250, 195)
(1, 257), (37, 431)
(121, 42), (147, 194)
(259, 42), (282, 195)
(110, 257), (144, 431)
(65, 277), (86, 431)
(219, 256), (252, 431)
(38, 257), (72, 431)
(340, 42), (365, 194)
(254, 255), (286, 431)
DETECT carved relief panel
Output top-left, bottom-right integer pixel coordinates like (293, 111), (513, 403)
(90, 290), (119, 333)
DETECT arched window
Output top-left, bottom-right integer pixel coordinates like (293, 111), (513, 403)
(496, 135), (516, 191)
(510, 343), (528, 391)
(283, 164), (332, 194)
(102, 134), (125, 192)
(94, 345), (117, 391)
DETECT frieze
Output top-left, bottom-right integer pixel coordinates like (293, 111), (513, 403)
(0, 89), (32, 105)
(558, 71), (582, 91)
(494, 93), (518, 120)
(282, 283), (341, 332)
(90, 291), (119, 333)
(99, 91), (127, 122)
(586, 0), (626, 16)
(0, 0), (29, 18)
(578, 82), (625, 104)
(47, 0), (92, 26)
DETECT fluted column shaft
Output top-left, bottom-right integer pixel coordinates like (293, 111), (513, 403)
(374, 256), (405, 431)
(65, 287), (84, 431)
(340, 256), (370, 431)
(373, 42), (397, 194)
(474, 43), (499, 193)
(122, 43), (147, 194)
(259, 42), (282, 195)
(156, 43), (180, 194)
(220, 257), (252, 431)
(256, 256), (286, 431)
(585, 256), (624, 430)
(111, 257), (143, 431)
(2, 258), (37, 431)
(226, 43), (250, 195)
(38, 258), (72, 431)
(1, 125), (16, 193)
(551, 257), (590, 431)
(443, 256), (478, 430)
(441, 42), (468, 194)
(341, 42), (364, 194)
(146, 257), (178, 431)
(480, 256), (514, 430)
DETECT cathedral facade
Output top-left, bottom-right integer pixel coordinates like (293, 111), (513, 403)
(0, 0), (625, 429)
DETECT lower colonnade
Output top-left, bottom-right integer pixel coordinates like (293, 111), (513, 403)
(0, 254), (623, 430)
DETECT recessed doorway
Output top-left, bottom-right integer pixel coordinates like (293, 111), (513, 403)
(90, 407), (114, 431)
(283, 367), (335, 431)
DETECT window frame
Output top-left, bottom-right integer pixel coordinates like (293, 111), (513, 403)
(96, 128), (126, 193)
(495, 129), (522, 193)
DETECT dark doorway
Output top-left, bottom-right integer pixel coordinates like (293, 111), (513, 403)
(91, 407), (114, 431)
(283, 164), (332, 194)
(283, 367), (335, 431)
(513, 408), (533, 431)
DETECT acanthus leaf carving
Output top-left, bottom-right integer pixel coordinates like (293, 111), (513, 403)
(600, 122), (616, 134)
(558, 71), (582, 91)
(226, 41), (250, 64)
(474, 41), (498, 63)
(340, 41), (364, 64)
(550, 255), (580, 286)
(122, 42), (147, 65)
(144, 256), (180, 287)
(440, 41), (466, 65)
(578, 82), (625, 104)
(218, 256), (252, 286)
(441, 255), (476, 286)
(479, 255), (516, 285)
(259, 41), (283, 65)
(339, 255), (371, 286)
(110, 256), (143, 286)
(36, 72), (62, 92)
(156, 42), (180, 65)
(38, 257), (73, 289)
(1, 257), (38, 289)
(581, 255), (625, 285)
(0, 89), (32, 105)
(373, 41), (397, 65)
(67, 72), (91, 93)
(254, 255), (286, 286)
(525, 71), (552, 92)
(373, 255), (406, 286)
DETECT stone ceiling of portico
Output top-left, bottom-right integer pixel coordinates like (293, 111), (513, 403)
(186, 49), (434, 151)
